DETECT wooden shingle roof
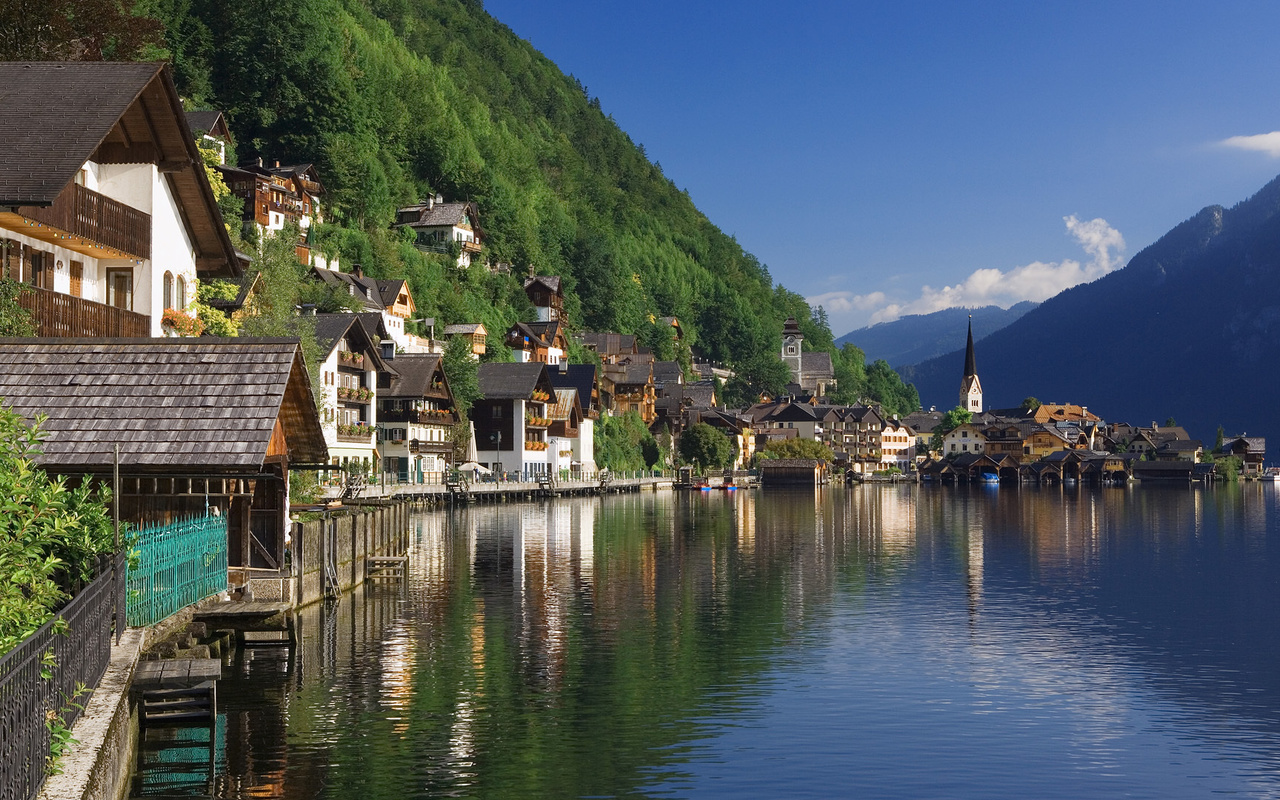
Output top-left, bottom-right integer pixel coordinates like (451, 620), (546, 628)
(0, 338), (326, 471)
(478, 362), (549, 399)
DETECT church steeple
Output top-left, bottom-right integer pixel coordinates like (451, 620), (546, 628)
(963, 316), (977, 379)
(959, 315), (983, 413)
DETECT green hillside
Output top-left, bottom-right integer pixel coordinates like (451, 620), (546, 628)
(22, 0), (917, 412)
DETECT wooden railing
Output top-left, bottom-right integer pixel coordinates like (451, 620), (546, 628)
(18, 183), (150, 259)
(17, 285), (150, 337)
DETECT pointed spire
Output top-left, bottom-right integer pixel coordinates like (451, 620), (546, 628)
(963, 315), (976, 379)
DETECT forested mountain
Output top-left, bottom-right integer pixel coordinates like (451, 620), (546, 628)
(902, 173), (1280, 445)
(111, 0), (910, 410)
(836, 302), (1037, 369)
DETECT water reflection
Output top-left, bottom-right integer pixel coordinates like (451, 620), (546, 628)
(132, 484), (1280, 799)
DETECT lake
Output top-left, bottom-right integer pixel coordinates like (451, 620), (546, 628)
(131, 484), (1280, 799)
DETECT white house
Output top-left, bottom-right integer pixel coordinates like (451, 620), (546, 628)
(312, 314), (388, 474)
(376, 352), (458, 482)
(0, 62), (241, 337)
(395, 195), (483, 268)
(473, 362), (556, 477)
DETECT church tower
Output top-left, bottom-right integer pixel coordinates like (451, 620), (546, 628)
(781, 317), (804, 387)
(959, 316), (983, 413)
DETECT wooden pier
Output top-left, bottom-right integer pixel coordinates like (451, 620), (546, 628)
(355, 474), (675, 506)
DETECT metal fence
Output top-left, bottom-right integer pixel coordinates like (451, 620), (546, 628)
(0, 552), (124, 800)
(127, 514), (228, 628)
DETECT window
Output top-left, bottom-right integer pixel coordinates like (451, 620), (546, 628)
(163, 272), (174, 310)
(175, 275), (186, 310)
(106, 269), (133, 310)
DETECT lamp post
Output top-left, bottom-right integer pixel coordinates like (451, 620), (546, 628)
(492, 430), (501, 478)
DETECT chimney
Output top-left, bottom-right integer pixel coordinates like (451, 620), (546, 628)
(380, 340), (395, 361)
(256, 156), (263, 168)
(435, 192), (443, 204)
(274, 160), (280, 168)
(352, 263), (364, 279)
(425, 195), (434, 211)
(559, 358), (568, 374)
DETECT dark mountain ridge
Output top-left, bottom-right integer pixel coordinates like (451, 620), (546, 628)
(902, 173), (1280, 447)
(836, 302), (1037, 368)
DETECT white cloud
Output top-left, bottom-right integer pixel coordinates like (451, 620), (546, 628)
(805, 290), (885, 315)
(1220, 132), (1280, 157)
(811, 216), (1126, 330)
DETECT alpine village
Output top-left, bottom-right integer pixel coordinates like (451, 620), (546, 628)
(0, 13), (1269, 800)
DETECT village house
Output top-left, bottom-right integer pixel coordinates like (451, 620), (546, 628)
(473, 362), (558, 477)
(442, 322), (487, 358)
(524, 274), (564, 321)
(218, 159), (330, 267)
(312, 264), (422, 350)
(834, 405), (886, 473)
(507, 319), (569, 365)
(943, 422), (987, 456)
(580, 331), (644, 364)
(1221, 436), (1267, 476)
(312, 314), (389, 475)
(0, 338), (326, 582)
(547, 388), (586, 476)
(375, 352), (458, 483)
(880, 418), (916, 472)
(0, 62), (241, 337)
(549, 362), (601, 473)
(606, 361), (658, 424)
(184, 109), (233, 166)
(395, 195), (483, 267)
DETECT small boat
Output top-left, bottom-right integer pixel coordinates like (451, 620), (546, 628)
(978, 473), (999, 485)
(1262, 468), (1280, 482)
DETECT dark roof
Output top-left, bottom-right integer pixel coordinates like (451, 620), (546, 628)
(385, 354), (444, 398)
(685, 383), (716, 409)
(395, 201), (476, 229)
(0, 62), (162, 204)
(782, 317), (803, 337)
(374, 279), (409, 309)
(443, 323), (484, 336)
(312, 267), (384, 313)
(0, 62), (241, 276)
(0, 338), (325, 470)
(524, 275), (561, 294)
(311, 313), (387, 368)
(355, 312), (390, 340)
(477, 362), (549, 400)
(800, 351), (834, 379)
(653, 361), (683, 383)
(580, 332), (637, 355)
(184, 110), (232, 143)
(548, 364), (598, 410)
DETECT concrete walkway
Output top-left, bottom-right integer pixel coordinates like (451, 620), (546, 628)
(37, 630), (142, 800)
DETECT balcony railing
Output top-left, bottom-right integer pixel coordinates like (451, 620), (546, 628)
(18, 183), (150, 259)
(17, 285), (150, 337)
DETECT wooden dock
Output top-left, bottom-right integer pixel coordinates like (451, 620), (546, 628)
(135, 658), (220, 726)
(342, 475), (675, 504)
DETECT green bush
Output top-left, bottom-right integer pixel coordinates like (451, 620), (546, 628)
(0, 406), (116, 654)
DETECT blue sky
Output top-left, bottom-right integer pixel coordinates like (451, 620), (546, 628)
(483, 1), (1280, 336)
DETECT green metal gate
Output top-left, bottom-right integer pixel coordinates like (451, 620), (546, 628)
(127, 514), (228, 627)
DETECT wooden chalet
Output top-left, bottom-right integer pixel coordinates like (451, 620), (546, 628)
(1221, 436), (1266, 476)
(0, 338), (326, 576)
(605, 361), (658, 424)
(376, 353), (457, 481)
(524, 275), (564, 322)
(218, 159), (326, 265)
(442, 322), (487, 357)
(474, 362), (557, 477)
(394, 195), (483, 267)
(0, 62), (240, 337)
(506, 320), (568, 365)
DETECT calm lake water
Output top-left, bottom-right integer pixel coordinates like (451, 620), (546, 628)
(132, 485), (1280, 799)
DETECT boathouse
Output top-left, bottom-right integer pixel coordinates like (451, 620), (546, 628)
(0, 338), (327, 579)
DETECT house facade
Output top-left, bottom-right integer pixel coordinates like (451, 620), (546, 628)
(218, 160), (328, 267)
(312, 315), (387, 473)
(395, 195), (483, 267)
(0, 62), (240, 337)
(473, 362), (557, 477)
(377, 353), (457, 482)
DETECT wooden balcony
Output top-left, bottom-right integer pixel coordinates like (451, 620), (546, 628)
(3, 183), (150, 260)
(17, 285), (150, 337)
(460, 239), (482, 254)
